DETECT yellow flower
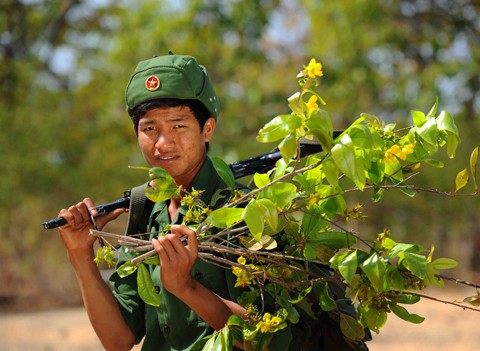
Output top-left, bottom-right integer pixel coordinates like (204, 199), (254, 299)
(303, 58), (324, 78)
(232, 256), (255, 288)
(399, 144), (415, 160)
(306, 95), (319, 114)
(258, 313), (284, 333)
(384, 144), (415, 163)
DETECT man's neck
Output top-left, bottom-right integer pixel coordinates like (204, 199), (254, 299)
(168, 197), (181, 221)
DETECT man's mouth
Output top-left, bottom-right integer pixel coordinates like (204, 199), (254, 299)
(158, 156), (175, 161)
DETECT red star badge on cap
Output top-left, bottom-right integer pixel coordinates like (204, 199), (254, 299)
(145, 75), (160, 91)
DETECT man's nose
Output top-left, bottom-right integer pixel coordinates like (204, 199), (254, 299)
(155, 132), (174, 148)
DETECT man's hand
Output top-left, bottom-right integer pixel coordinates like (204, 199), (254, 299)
(57, 198), (125, 254)
(151, 224), (198, 295)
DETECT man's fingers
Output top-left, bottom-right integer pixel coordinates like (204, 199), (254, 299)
(170, 225), (198, 258)
(93, 208), (126, 230)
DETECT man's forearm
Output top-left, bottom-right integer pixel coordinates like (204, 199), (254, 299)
(69, 251), (136, 351)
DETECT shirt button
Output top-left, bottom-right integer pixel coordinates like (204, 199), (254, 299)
(163, 325), (171, 334)
(154, 285), (160, 293)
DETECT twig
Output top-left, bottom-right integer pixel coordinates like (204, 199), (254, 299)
(437, 275), (480, 289)
(411, 291), (480, 313)
(131, 249), (157, 265)
(90, 229), (151, 246)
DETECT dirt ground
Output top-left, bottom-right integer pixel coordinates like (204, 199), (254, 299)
(0, 287), (478, 351)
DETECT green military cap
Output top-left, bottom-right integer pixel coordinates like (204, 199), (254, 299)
(125, 54), (220, 119)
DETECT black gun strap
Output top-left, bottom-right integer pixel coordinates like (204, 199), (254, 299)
(125, 182), (153, 235)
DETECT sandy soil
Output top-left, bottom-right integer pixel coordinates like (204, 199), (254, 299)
(0, 287), (478, 351)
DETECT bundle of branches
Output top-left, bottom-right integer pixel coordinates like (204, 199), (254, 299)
(92, 59), (480, 351)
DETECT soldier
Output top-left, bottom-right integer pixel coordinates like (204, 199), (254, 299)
(56, 54), (291, 351)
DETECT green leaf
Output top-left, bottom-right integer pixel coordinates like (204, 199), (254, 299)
(279, 133), (298, 161)
(431, 257), (458, 270)
(211, 156), (235, 191)
(390, 304), (425, 324)
(338, 250), (358, 284)
(358, 304), (387, 333)
(360, 253), (386, 291)
(207, 207), (244, 228)
(277, 293), (300, 324)
(386, 243), (422, 260)
(463, 294), (480, 307)
(339, 313), (365, 341)
(427, 98), (439, 117)
(145, 168), (179, 203)
(301, 206), (329, 236)
(240, 235), (277, 251)
(242, 199), (278, 241)
(349, 124), (373, 149)
(307, 231), (357, 250)
(258, 181), (297, 209)
(384, 265), (406, 291)
(142, 255), (160, 265)
(257, 114), (303, 143)
(398, 252), (427, 279)
(417, 117), (439, 148)
(318, 281), (337, 311)
(237, 290), (261, 307)
(411, 110), (426, 126)
(470, 147), (479, 192)
(116, 260), (138, 278)
(220, 326), (233, 351)
(437, 110), (459, 135)
(137, 264), (161, 307)
(331, 134), (366, 190)
(305, 109), (333, 151)
(253, 172), (271, 188)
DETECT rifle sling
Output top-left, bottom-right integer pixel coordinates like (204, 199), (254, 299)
(125, 182), (153, 236)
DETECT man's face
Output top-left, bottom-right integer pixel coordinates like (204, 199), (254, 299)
(136, 105), (216, 188)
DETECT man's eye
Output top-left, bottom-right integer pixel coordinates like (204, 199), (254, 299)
(143, 126), (157, 132)
(173, 124), (185, 129)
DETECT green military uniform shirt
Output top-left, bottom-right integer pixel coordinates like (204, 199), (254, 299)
(109, 157), (292, 350)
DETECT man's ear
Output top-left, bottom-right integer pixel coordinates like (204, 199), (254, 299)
(133, 125), (138, 137)
(203, 117), (216, 142)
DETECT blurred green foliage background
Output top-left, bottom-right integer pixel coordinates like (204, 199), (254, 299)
(1, 0), (479, 310)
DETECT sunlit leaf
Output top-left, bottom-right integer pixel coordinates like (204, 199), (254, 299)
(254, 172), (271, 188)
(411, 110), (426, 126)
(137, 264), (161, 307)
(207, 207), (244, 228)
(398, 252), (427, 279)
(117, 260), (138, 278)
(331, 134), (366, 190)
(431, 257), (458, 270)
(470, 146), (479, 192)
(279, 133), (298, 161)
(240, 235), (277, 251)
(258, 181), (297, 209)
(416, 117), (439, 147)
(360, 253), (386, 291)
(145, 177), (179, 203)
(242, 199), (278, 241)
(338, 250), (358, 284)
(390, 304), (425, 324)
(463, 294), (480, 307)
(358, 304), (387, 333)
(257, 114), (303, 143)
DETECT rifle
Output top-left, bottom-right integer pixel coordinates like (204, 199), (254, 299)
(42, 134), (341, 230)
